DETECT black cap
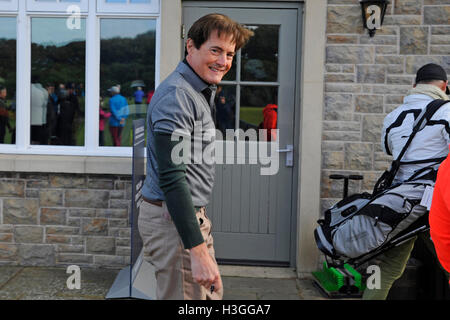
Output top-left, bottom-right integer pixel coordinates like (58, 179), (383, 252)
(415, 63), (449, 94)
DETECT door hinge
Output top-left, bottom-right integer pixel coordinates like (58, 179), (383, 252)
(181, 24), (185, 39)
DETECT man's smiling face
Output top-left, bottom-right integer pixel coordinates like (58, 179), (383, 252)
(186, 30), (236, 85)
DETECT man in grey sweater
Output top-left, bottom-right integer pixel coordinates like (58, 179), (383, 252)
(139, 13), (253, 300)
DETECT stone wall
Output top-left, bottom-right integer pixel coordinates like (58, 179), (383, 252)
(322, 0), (450, 210)
(0, 172), (132, 268)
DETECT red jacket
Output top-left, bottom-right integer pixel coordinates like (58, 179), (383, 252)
(262, 104), (277, 141)
(429, 146), (450, 281)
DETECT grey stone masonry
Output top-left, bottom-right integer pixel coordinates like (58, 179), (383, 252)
(0, 173), (132, 268)
(323, 0), (450, 207)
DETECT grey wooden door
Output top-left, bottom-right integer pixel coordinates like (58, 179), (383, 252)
(183, 3), (299, 265)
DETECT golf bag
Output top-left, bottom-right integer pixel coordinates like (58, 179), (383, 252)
(315, 99), (448, 261)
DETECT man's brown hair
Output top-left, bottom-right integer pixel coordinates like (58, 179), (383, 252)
(187, 13), (254, 51)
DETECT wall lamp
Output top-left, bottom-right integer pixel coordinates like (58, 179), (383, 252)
(360, 0), (389, 37)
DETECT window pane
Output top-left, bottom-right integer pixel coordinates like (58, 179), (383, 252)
(100, 18), (156, 147)
(215, 85), (236, 136)
(31, 17), (86, 146)
(241, 25), (279, 82)
(0, 17), (16, 145)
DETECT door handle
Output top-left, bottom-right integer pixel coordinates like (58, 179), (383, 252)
(276, 144), (293, 167)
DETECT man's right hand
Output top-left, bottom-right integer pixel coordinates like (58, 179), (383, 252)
(189, 242), (222, 293)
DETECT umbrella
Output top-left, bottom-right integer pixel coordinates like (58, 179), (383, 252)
(130, 80), (145, 88)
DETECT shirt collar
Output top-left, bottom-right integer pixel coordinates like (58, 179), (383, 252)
(178, 59), (216, 93)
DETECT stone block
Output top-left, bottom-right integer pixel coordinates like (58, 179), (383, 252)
(325, 74), (355, 83)
(39, 190), (63, 207)
(362, 115), (384, 142)
(375, 56), (404, 65)
(326, 64), (341, 73)
(432, 26), (450, 35)
(322, 151), (344, 170)
(424, 0), (450, 4)
(65, 189), (109, 208)
(3, 198), (39, 225)
(40, 208), (67, 225)
(69, 208), (96, 218)
(18, 244), (55, 266)
(86, 237), (115, 255)
(326, 46), (374, 64)
(327, 5), (363, 34)
(387, 65), (404, 74)
(342, 65), (355, 73)
(56, 253), (93, 265)
(430, 46), (450, 55)
(372, 85), (410, 95)
(46, 235), (71, 244)
(0, 233), (13, 242)
(405, 56), (450, 74)
(0, 244), (17, 261)
(25, 189), (39, 198)
(323, 131), (361, 142)
(109, 199), (130, 210)
(82, 218), (108, 236)
(14, 226), (43, 243)
(424, 6), (450, 25)
(0, 180), (24, 197)
(376, 46), (398, 55)
(67, 218), (81, 227)
(109, 190), (125, 199)
(46, 226), (80, 235)
(108, 219), (128, 228)
(0, 225), (13, 233)
(327, 35), (358, 44)
(400, 27), (428, 54)
(344, 143), (374, 170)
(95, 208), (128, 219)
(116, 246), (131, 256)
(387, 75), (414, 85)
(56, 244), (84, 253)
(355, 95), (384, 113)
(93, 255), (127, 267)
(87, 179), (114, 190)
(49, 174), (86, 189)
(116, 238), (130, 247)
(360, 35), (397, 45)
(322, 121), (360, 132)
(430, 35), (450, 45)
(385, 95), (405, 105)
(384, 15), (422, 26)
(394, 0), (422, 15)
(26, 180), (49, 188)
(325, 83), (362, 93)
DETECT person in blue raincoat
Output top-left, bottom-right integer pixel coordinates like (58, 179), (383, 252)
(108, 85), (129, 146)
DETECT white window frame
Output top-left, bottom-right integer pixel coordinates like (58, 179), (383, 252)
(26, 0), (89, 13)
(0, 0), (18, 12)
(0, 0), (160, 158)
(97, 0), (160, 14)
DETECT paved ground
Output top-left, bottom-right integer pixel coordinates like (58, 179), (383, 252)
(0, 265), (333, 300)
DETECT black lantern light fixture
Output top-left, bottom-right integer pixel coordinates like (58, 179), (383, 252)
(360, 0), (389, 37)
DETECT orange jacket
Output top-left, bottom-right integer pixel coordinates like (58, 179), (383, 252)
(429, 146), (450, 281)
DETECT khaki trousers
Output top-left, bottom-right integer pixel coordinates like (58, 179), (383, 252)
(138, 200), (223, 300)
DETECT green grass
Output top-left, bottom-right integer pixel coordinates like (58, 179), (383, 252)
(240, 106), (264, 127)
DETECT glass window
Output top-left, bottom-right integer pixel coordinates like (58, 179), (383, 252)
(31, 17), (86, 146)
(26, 0), (88, 12)
(97, 0), (159, 13)
(0, 0), (18, 11)
(0, 17), (16, 145)
(100, 18), (156, 147)
(219, 25), (280, 142)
